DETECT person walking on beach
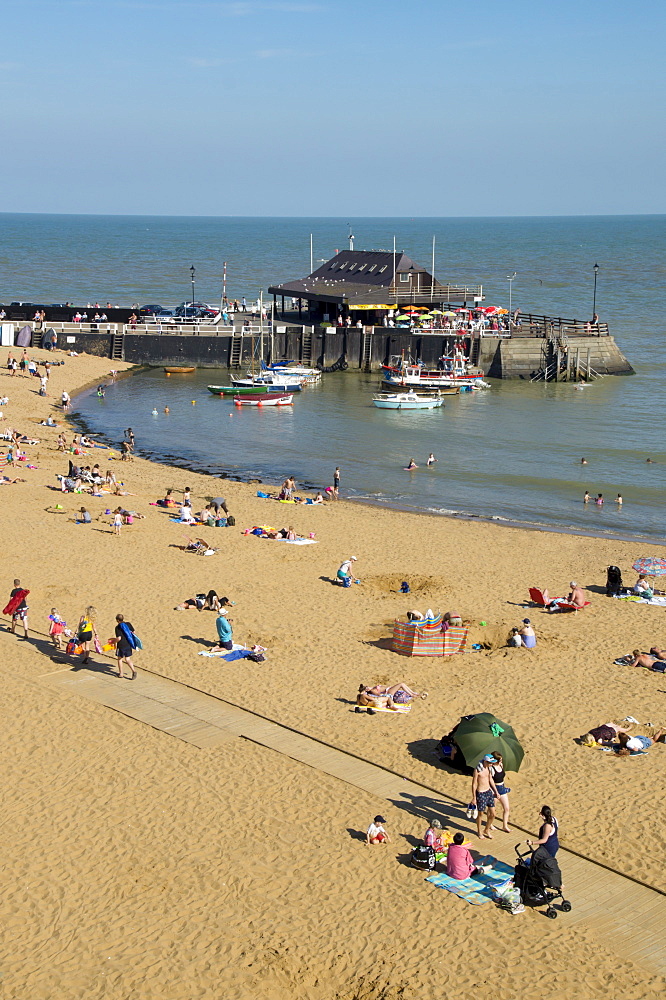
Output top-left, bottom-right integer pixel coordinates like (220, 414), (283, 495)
(4, 579), (29, 638)
(76, 605), (98, 665)
(61, 390), (71, 411)
(333, 467), (340, 496)
(471, 757), (499, 839)
(115, 614), (138, 679)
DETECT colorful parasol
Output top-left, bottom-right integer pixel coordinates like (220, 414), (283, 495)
(632, 557), (666, 577)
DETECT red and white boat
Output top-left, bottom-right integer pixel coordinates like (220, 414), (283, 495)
(233, 392), (294, 406)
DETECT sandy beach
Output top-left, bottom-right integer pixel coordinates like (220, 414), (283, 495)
(1, 348), (665, 999)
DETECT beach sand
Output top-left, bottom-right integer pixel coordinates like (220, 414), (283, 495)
(1, 349), (665, 999)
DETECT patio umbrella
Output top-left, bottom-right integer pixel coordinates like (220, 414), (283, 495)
(431, 309), (444, 315)
(396, 314), (410, 320)
(442, 311), (456, 317)
(632, 557), (666, 579)
(454, 713), (524, 771)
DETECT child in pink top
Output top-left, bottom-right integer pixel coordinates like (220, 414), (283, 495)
(446, 833), (479, 880)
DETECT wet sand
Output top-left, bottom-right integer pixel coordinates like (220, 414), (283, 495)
(1, 349), (664, 999)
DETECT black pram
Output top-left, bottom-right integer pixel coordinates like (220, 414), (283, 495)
(606, 565), (624, 596)
(513, 845), (572, 919)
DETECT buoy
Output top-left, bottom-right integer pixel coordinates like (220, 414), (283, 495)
(192, 400), (196, 405)
(166, 372), (171, 377)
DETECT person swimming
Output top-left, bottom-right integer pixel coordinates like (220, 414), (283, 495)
(406, 458), (418, 470)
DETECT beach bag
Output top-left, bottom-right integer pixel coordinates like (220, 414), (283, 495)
(66, 639), (83, 656)
(410, 845), (436, 871)
(226, 515), (235, 527)
(132, 633), (143, 650)
(94, 637), (103, 654)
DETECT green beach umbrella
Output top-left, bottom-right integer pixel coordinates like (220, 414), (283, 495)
(454, 713), (524, 772)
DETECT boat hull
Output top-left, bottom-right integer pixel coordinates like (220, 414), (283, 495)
(164, 366), (196, 373)
(233, 393), (294, 406)
(207, 385), (275, 396)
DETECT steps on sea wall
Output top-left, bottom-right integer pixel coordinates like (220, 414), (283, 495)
(496, 335), (634, 379)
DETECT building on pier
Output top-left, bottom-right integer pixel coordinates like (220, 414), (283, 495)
(268, 249), (482, 325)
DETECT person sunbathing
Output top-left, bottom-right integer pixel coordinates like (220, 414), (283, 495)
(616, 730), (666, 755)
(633, 574), (664, 597)
(580, 722), (631, 746)
(542, 581), (587, 611)
(626, 648), (666, 672)
(357, 682), (426, 709)
(0, 475), (26, 484)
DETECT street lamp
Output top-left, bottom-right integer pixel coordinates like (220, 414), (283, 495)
(507, 272), (517, 319)
(190, 265), (196, 320)
(592, 263), (599, 319)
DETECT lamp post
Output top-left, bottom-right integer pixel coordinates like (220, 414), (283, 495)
(592, 263), (599, 319)
(190, 265), (196, 320)
(507, 272), (517, 320)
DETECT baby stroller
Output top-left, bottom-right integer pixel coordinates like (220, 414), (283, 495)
(512, 845), (571, 919)
(606, 565), (624, 597)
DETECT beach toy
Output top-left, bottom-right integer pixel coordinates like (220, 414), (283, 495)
(479, 621), (487, 626)
(309, 532), (316, 539)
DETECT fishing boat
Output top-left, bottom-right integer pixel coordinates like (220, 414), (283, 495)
(381, 354), (488, 390)
(207, 384), (275, 396)
(233, 392), (294, 406)
(164, 366), (196, 374)
(372, 391), (445, 410)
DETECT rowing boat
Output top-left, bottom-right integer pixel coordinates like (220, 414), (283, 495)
(207, 384), (275, 396)
(233, 393), (294, 407)
(164, 366), (196, 373)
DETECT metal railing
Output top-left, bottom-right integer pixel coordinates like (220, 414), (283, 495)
(388, 283), (483, 304)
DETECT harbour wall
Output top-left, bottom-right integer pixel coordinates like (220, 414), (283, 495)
(11, 323), (634, 378)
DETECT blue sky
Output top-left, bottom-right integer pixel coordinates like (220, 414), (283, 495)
(2, 0), (664, 215)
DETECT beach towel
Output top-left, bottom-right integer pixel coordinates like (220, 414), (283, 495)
(362, 702), (412, 714)
(442, 626), (469, 656)
(276, 537), (318, 545)
(614, 594), (666, 607)
(198, 643), (247, 658)
(426, 857), (514, 905)
(3, 589), (29, 616)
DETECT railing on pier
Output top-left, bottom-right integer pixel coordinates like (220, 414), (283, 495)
(514, 313), (609, 338)
(387, 283), (483, 304)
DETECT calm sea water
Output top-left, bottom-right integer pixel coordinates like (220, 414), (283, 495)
(2, 214), (664, 540)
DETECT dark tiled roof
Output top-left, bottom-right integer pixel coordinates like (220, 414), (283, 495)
(268, 250), (434, 303)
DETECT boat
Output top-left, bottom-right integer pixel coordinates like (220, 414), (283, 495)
(372, 391), (445, 410)
(164, 366), (196, 374)
(207, 384), (276, 396)
(381, 354), (489, 390)
(231, 375), (303, 392)
(261, 360), (321, 380)
(233, 392), (294, 406)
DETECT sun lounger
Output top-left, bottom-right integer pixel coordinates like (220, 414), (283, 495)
(529, 587), (590, 612)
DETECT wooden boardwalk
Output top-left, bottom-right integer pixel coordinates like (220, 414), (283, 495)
(41, 662), (666, 978)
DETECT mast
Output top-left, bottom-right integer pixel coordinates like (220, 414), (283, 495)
(431, 236), (435, 301)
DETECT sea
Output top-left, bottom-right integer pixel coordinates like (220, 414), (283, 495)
(2, 213), (665, 543)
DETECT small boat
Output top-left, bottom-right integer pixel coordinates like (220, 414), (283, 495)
(372, 391), (445, 410)
(164, 366), (196, 374)
(233, 393), (294, 406)
(231, 375), (303, 392)
(262, 361), (321, 379)
(207, 384), (276, 396)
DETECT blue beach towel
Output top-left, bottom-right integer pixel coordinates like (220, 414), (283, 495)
(426, 858), (514, 905)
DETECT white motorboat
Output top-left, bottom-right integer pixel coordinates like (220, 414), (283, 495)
(372, 391), (445, 410)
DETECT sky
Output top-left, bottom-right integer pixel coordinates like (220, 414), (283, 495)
(2, 0), (665, 216)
